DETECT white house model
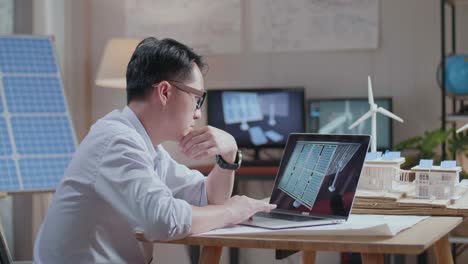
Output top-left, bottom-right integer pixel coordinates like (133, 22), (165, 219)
(358, 152), (406, 191)
(412, 160), (461, 199)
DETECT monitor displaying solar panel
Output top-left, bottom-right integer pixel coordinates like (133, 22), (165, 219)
(207, 88), (305, 148)
(307, 98), (392, 150)
(0, 36), (77, 192)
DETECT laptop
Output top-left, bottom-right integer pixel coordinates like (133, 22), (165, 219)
(242, 133), (370, 229)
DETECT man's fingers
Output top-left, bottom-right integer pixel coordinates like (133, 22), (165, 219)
(187, 142), (215, 158)
(183, 135), (211, 154)
(192, 147), (217, 160)
(255, 202), (276, 212)
(180, 127), (207, 149)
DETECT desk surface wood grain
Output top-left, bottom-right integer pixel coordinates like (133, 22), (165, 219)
(165, 216), (461, 255)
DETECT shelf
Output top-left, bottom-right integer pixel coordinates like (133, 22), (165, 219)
(447, 0), (468, 5)
(445, 92), (468, 100)
(446, 114), (468, 122)
(445, 0), (468, 5)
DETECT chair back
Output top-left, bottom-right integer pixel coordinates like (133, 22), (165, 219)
(0, 222), (13, 264)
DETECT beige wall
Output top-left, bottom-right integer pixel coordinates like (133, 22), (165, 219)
(91, 0), (468, 166)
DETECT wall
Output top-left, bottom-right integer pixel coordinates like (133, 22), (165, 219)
(91, 0), (467, 166)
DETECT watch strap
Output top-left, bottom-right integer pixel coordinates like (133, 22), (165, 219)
(215, 150), (242, 170)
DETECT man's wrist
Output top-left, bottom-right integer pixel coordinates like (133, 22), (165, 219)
(216, 150), (242, 171)
(223, 205), (235, 226)
(221, 150), (237, 163)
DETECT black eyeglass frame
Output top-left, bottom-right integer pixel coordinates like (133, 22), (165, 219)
(153, 81), (206, 109)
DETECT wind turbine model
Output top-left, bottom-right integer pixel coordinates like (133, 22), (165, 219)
(319, 100), (353, 134)
(457, 123), (468, 134)
(348, 76), (404, 152)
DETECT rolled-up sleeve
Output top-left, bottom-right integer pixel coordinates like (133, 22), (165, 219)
(159, 148), (208, 207)
(93, 133), (192, 242)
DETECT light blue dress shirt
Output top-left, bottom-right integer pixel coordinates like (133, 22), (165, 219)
(34, 107), (208, 263)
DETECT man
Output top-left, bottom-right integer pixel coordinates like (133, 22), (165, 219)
(34, 37), (276, 263)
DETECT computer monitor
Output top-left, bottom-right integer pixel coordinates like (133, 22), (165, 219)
(206, 88), (305, 149)
(307, 98), (393, 150)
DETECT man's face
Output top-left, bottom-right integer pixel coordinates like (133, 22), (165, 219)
(169, 64), (205, 141)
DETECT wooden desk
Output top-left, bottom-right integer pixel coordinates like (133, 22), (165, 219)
(159, 216), (462, 264)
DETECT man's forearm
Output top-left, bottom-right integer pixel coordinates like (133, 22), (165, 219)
(205, 165), (235, 205)
(190, 205), (231, 234)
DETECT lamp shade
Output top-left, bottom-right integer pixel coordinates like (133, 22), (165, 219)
(95, 38), (141, 89)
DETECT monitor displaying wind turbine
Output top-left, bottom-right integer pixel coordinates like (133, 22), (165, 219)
(308, 98), (393, 150)
(348, 76), (404, 153)
(318, 100), (353, 134)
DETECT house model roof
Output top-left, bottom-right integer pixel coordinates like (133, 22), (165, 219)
(411, 165), (462, 172)
(364, 151), (405, 165)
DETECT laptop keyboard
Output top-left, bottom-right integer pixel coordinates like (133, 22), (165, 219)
(256, 211), (323, 222)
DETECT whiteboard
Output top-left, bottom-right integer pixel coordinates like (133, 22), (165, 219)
(249, 0), (379, 52)
(125, 0), (241, 54)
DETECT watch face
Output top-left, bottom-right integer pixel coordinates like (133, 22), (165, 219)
(237, 151), (243, 165)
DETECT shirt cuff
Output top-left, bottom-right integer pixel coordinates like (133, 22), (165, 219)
(198, 177), (208, 207)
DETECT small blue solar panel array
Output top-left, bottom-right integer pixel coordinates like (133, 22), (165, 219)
(0, 36), (77, 192)
(221, 92), (263, 125)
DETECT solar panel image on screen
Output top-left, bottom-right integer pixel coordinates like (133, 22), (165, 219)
(278, 141), (360, 209)
(208, 88), (305, 150)
(221, 92), (263, 125)
(258, 92), (289, 117)
(0, 36), (77, 192)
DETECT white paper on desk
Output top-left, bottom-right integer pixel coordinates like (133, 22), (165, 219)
(199, 214), (428, 237)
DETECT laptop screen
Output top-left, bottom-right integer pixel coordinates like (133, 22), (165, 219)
(270, 133), (370, 219)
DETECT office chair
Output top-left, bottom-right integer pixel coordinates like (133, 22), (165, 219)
(0, 223), (32, 264)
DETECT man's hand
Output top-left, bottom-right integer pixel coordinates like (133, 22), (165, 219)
(180, 126), (237, 161)
(224, 195), (277, 225)
(190, 196), (276, 234)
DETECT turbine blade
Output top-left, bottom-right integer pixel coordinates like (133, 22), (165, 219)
(377, 107), (404, 123)
(349, 110), (372, 130)
(319, 115), (348, 133)
(457, 123), (468, 134)
(368, 76), (374, 105)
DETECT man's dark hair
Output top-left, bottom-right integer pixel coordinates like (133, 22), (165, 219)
(126, 37), (206, 104)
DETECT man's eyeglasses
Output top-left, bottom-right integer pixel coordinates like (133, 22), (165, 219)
(166, 81), (206, 110)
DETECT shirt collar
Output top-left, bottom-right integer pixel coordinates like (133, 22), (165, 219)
(121, 106), (158, 160)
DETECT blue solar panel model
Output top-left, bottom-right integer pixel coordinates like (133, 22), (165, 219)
(0, 36), (77, 192)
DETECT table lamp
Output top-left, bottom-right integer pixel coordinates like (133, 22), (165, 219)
(95, 38), (141, 89)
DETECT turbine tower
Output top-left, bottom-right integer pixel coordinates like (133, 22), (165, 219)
(348, 76), (404, 152)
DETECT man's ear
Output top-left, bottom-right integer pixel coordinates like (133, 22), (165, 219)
(153, 81), (171, 106)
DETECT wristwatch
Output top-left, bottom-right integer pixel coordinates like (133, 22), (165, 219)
(215, 150), (242, 170)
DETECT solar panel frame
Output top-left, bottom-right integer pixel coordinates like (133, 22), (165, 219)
(0, 35), (78, 192)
